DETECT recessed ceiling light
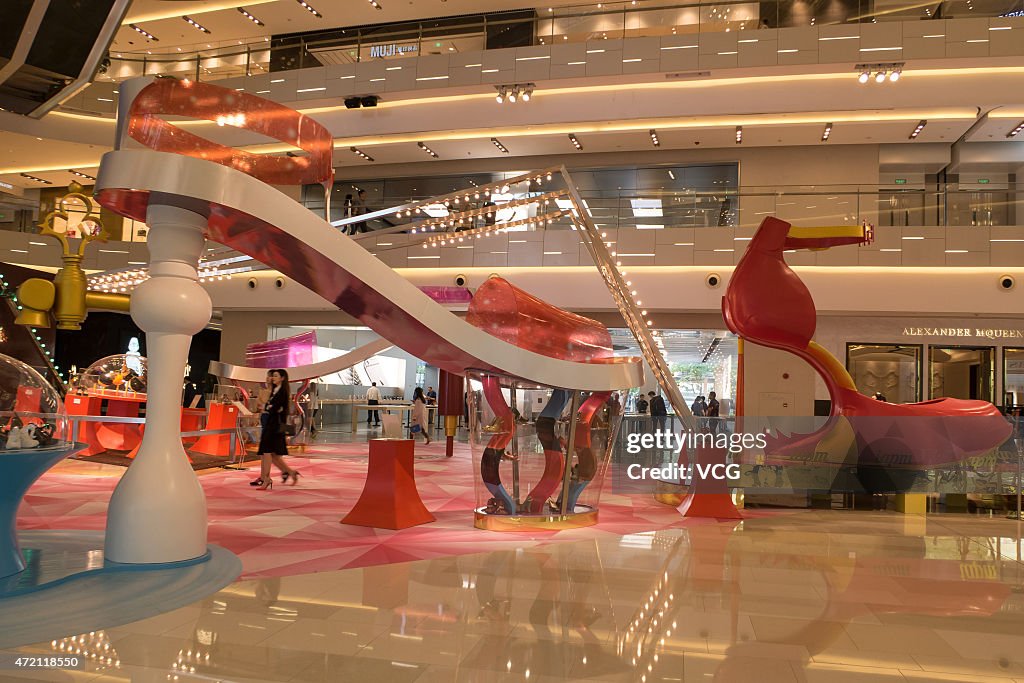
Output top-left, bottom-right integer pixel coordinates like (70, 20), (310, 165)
(490, 137), (509, 154)
(68, 169), (96, 180)
(128, 24), (158, 41)
(237, 8), (265, 26)
(735, 126), (743, 144)
(649, 129), (660, 147)
(350, 147), (374, 161)
(1007, 120), (1024, 138)
(182, 16), (211, 33)
(417, 142), (439, 158)
(821, 122), (832, 142)
(20, 173), (52, 184)
(909, 120), (927, 139)
(368, 0), (382, 8)
(568, 133), (583, 150)
(296, 0), (323, 18)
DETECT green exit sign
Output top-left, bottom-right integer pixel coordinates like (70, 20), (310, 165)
(894, 178), (907, 185)
(978, 178), (990, 184)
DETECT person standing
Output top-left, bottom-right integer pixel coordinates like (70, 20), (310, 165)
(410, 387), (432, 445)
(635, 392), (649, 416)
(352, 189), (369, 233)
(707, 391), (721, 433)
(251, 369), (299, 489)
(426, 385), (438, 428)
(649, 390), (668, 432)
(366, 381), (381, 427)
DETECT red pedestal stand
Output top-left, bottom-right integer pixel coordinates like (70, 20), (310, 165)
(65, 394), (105, 456)
(180, 408), (206, 446)
(677, 445), (742, 520)
(96, 395), (145, 452)
(342, 439), (435, 530)
(191, 403), (239, 457)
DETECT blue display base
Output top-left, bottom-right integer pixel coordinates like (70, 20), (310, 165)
(0, 530), (241, 648)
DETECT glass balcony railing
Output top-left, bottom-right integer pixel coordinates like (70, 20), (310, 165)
(97, 0), (1024, 85)
(300, 184), (1024, 233)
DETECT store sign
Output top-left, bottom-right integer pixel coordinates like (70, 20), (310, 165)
(369, 43), (417, 58)
(903, 327), (1024, 339)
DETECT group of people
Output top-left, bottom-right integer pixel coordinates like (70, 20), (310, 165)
(340, 189), (369, 235)
(364, 382), (435, 445)
(634, 390), (669, 429)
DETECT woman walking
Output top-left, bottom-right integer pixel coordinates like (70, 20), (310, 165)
(251, 369), (300, 489)
(410, 387), (432, 445)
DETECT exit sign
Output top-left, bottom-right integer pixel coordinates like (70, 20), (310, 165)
(894, 178), (907, 185)
(977, 178), (990, 184)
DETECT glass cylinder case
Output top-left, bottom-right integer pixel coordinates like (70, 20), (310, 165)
(0, 354), (70, 451)
(467, 370), (621, 530)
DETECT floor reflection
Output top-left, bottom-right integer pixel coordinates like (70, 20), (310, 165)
(13, 510), (1024, 682)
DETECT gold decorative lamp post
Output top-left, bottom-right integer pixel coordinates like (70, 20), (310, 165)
(15, 182), (130, 330)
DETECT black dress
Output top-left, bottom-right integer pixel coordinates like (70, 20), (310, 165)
(258, 386), (289, 455)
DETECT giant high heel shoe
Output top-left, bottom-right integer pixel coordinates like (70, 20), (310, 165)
(723, 217), (1011, 478)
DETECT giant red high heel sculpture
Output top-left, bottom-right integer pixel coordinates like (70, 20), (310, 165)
(723, 217), (1011, 489)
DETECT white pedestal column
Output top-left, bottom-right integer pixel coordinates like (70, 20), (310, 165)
(105, 204), (212, 564)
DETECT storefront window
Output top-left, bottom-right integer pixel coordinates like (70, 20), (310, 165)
(929, 346), (994, 402)
(1004, 348), (1024, 409)
(846, 344), (921, 403)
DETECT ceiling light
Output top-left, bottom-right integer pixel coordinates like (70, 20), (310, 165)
(20, 173), (51, 184)
(296, 0), (323, 17)
(418, 142), (439, 158)
(821, 122), (832, 142)
(874, 70), (887, 83)
(568, 133), (583, 150)
(889, 68), (901, 82)
(237, 8), (265, 25)
(858, 70), (870, 83)
(350, 146), (374, 162)
(69, 169), (96, 180)
(909, 120), (927, 139)
(521, 85), (533, 102)
(369, 0), (382, 8)
(735, 126), (743, 144)
(1006, 120), (1024, 138)
(129, 24), (158, 41)
(491, 137), (509, 154)
(649, 129), (660, 147)
(183, 16), (211, 33)
(495, 87), (505, 104)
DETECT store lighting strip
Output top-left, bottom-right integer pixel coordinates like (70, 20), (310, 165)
(237, 8), (265, 26)
(568, 133), (583, 150)
(1007, 120), (1024, 138)
(69, 169), (96, 180)
(649, 129), (660, 147)
(909, 120), (927, 139)
(417, 141), (439, 158)
(296, 0), (323, 18)
(350, 146), (374, 161)
(129, 24), (158, 41)
(821, 122), (832, 142)
(183, 16), (211, 33)
(490, 137), (509, 153)
(20, 173), (51, 184)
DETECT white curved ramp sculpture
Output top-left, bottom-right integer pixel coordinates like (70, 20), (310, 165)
(209, 339), (394, 383)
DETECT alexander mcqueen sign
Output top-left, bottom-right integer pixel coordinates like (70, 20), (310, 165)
(903, 327), (1024, 339)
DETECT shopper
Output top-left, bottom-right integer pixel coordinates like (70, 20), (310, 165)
(607, 392), (622, 417)
(635, 393), (649, 415)
(411, 387), (432, 445)
(874, 392), (888, 402)
(691, 395), (706, 418)
(251, 369), (299, 490)
(366, 381), (381, 427)
(426, 385), (437, 427)
(707, 391), (721, 433)
(341, 193), (354, 234)
(649, 390), (668, 432)
(352, 189), (369, 233)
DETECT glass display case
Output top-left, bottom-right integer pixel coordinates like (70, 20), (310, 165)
(467, 370), (621, 530)
(73, 353), (148, 397)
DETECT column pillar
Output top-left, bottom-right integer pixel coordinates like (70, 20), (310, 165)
(104, 204), (211, 564)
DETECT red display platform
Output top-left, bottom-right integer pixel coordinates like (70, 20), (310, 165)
(190, 402), (239, 457)
(677, 445), (742, 520)
(181, 408), (205, 445)
(341, 439), (435, 530)
(65, 394), (105, 456)
(94, 393), (145, 452)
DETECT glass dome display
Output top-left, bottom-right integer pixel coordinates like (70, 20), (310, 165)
(0, 353), (70, 452)
(74, 353), (148, 396)
(467, 370), (622, 530)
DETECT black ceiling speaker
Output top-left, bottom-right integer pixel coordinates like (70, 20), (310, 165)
(344, 96), (361, 109)
(360, 95), (379, 108)
(0, 0), (132, 118)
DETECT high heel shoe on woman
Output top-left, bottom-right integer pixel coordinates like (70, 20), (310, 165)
(723, 217), (1011, 472)
(257, 479), (273, 490)
(287, 471), (301, 485)
(249, 478), (264, 487)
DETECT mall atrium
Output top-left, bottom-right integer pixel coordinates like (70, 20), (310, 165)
(0, 0), (1023, 681)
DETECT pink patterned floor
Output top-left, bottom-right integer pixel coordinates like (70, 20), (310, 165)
(18, 441), (761, 579)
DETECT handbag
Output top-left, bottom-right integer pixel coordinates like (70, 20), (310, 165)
(279, 415), (296, 436)
(410, 424), (422, 434)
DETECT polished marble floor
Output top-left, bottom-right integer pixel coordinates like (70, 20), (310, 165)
(7, 511), (1024, 682)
